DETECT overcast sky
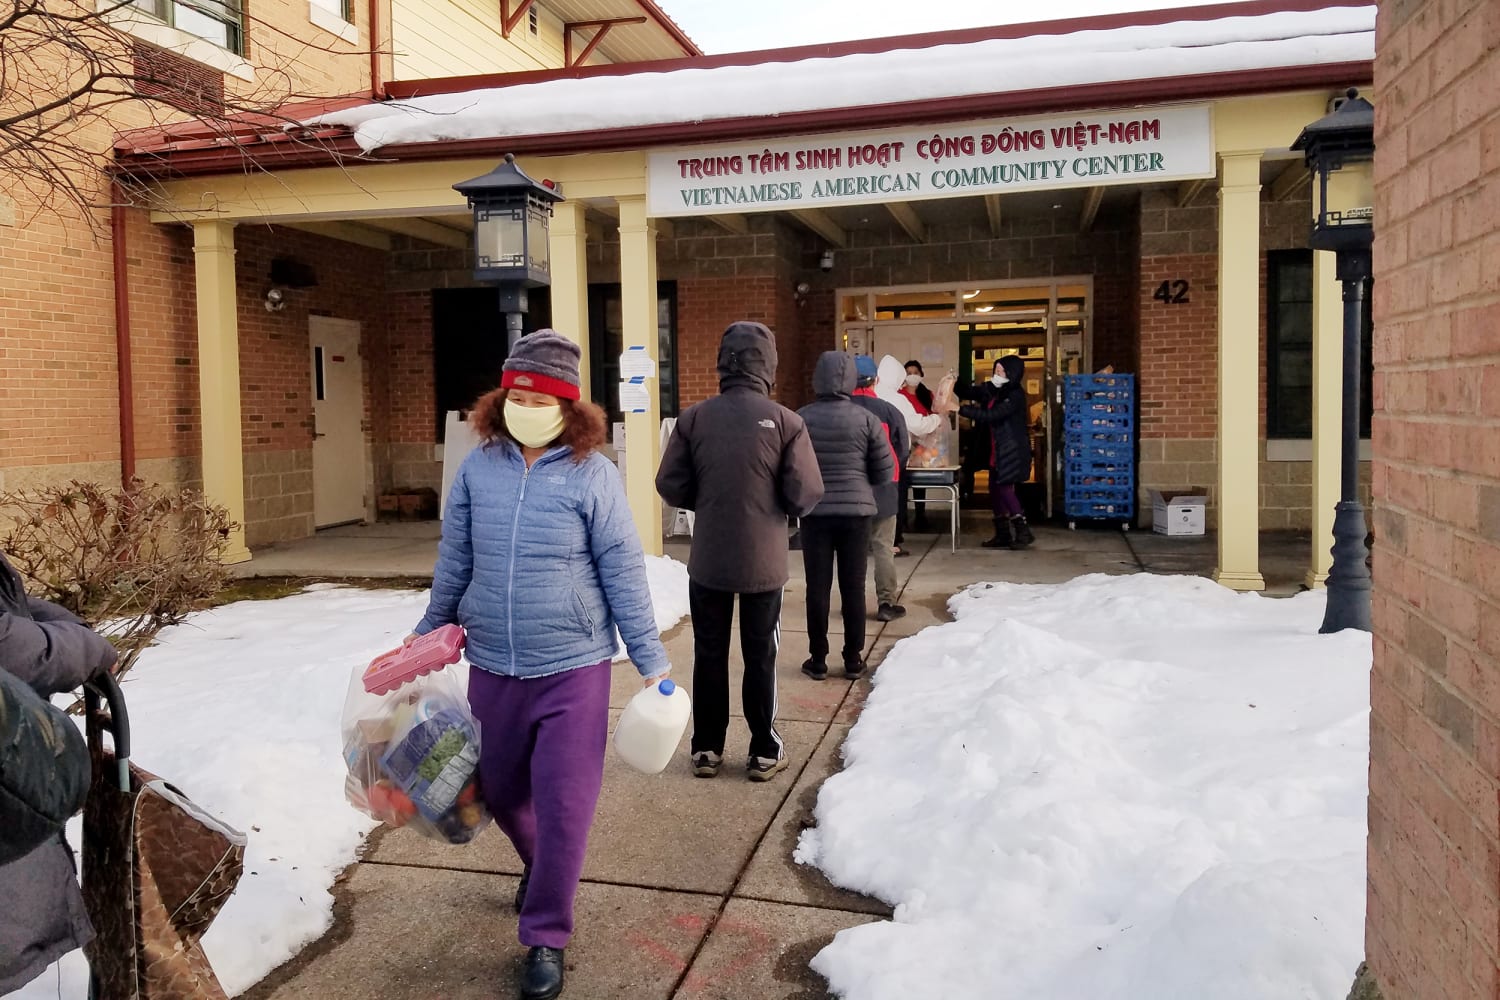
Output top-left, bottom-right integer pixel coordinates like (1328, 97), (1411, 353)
(663, 0), (1232, 54)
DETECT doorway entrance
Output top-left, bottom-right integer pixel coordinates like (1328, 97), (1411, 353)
(309, 316), (366, 528)
(838, 279), (1092, 519)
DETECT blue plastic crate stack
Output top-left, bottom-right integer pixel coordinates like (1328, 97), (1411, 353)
(1063, 373), (1136, 524)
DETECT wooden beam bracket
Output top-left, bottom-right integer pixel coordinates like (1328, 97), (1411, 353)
(1079, 187), (1104, 233)
(565, 17), (647, 67)
(886, 201), (926, 243)
(500, 0), (538, 39)
(789, 209), (847, 248)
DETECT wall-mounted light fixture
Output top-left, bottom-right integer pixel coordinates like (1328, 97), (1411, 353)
(264, 287), (286, 313)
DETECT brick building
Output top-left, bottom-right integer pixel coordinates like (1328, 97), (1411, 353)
(7, 0), (1376, 591)
(1359, 0), (1500, 996)
(0, 0), (697, 553)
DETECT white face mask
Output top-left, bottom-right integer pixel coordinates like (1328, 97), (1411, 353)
(991, 374), (1008, 388)
(904, 374), (922, 388)
(504, 400), (565, 448)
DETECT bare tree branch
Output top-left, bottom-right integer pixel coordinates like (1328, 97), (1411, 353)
(1, 0), (388, 228)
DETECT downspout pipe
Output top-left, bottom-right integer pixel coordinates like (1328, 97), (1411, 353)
(368, 0), (385, 99)
(110, 178), (137, 486)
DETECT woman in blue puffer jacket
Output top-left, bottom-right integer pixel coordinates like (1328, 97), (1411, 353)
(409, 330), (669, 1000)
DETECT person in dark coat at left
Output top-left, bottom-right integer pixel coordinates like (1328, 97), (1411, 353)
(0, 550), (118, 995)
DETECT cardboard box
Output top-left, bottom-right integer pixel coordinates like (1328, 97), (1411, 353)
(1150, 488), (1207, 536)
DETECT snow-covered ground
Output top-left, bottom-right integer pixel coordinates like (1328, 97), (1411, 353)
(15, 555), (689, 1000)
(797, 573), (1372, 1000)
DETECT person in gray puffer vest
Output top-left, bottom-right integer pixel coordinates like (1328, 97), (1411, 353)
(0, 551), (118, 995)
(796, 351), (894, 682)
(656, 321), (824, 782)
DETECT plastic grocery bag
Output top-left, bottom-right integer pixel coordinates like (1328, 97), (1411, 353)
(340, 632), (490, 845)
(910, 372), (958, 469)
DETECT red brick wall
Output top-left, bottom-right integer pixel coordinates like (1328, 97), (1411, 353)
(124, 215), (199, 465)
(230, 227), (389, 453)
(1137, 253), (1220, 440)
(381, 291), (436, 446)
(1364, 0), (1500, 997)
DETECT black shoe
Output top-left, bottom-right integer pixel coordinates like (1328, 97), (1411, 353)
(691, 750), (722, 778)
(876, 603), (906, 622)
(520, 946), (565, 1000)
(514, 865), (531, 913)
(801, 657), (827, 681)
(893, 546), (912, 558)
(843, 656), (866, 679)
(1009, 516), (1034, 550)
(981, 517), (1013, 549)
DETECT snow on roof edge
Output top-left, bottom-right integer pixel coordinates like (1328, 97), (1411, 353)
(313, 5), (1376, 154)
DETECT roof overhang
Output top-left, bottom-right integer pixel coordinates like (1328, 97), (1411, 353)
(112, 0), (1374, 181)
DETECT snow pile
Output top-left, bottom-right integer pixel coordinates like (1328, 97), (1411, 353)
(625, 553), (691, 658)
(797, 574), (1371, 1000)
(16, 556), (689, 1000)
(312, 7), (1374, 152)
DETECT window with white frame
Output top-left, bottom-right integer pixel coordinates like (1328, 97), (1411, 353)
(528, 6), (539, 35)
(309, 0), (353, 22)
(131, 0), (244, 54)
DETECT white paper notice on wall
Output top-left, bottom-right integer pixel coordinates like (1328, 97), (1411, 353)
(921, 343), (944, 364)
(619, 379), (651, 414)
(619, 346), (657, 380)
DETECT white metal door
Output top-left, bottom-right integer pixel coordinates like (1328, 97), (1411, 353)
(871, 323), (960, 460)
(309, 316), (366, 527)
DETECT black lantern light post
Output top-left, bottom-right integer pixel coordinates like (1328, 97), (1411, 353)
(454, 153), (564, 349)
(1291, 88), (1376, 634)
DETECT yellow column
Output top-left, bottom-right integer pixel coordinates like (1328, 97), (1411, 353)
(616, 196), (663, 556)
(1213, 152), (1265, 591)
(1306, 247), (1342, 588)
(548, 200), (591, 395)
(192, 220), (251, 563)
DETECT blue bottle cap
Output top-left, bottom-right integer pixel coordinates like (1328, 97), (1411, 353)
(657, 678), (676, 696)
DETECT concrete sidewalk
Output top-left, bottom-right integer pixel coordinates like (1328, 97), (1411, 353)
(238, 520), (1314, 999)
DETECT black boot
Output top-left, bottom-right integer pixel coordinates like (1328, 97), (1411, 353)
(982, 518), (1012, 549)
(1009, 516), (1034, 550)
(520, 946), (565, 1000)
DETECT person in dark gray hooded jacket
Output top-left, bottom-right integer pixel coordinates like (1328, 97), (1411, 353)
(656, 322), (824, 782)
(796, 352), (894, 683)
(0, 551), (118, 995)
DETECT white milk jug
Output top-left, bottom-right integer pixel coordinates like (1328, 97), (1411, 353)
(613, 678), (691, 774)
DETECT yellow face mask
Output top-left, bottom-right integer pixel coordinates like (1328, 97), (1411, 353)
(504, 400), (565, 448)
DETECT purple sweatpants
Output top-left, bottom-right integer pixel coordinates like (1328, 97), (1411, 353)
(467, 660), (612, 949)
(990, 480), (1024, 517)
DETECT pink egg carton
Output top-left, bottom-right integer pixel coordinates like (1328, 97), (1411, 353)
(363, 624), (466, 695)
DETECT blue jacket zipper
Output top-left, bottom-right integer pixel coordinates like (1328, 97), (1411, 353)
(505, 446), (564, 672)
(507, 457), (533, 673)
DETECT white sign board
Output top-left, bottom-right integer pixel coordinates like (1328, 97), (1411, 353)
(619, 380), (651, 414)
(647, 104), (1212, 217)
(619, 346), (657, 380)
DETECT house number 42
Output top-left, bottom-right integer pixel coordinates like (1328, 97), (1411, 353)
(1153, 280), (1190, 304)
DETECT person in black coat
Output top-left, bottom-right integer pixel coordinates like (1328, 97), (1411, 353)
(796, 352), (894, 681)
(0, 552), (118, 995)
(951, 355), (1035, 550)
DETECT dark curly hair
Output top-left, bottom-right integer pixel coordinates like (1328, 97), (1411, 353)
(467, 387), (608, 462)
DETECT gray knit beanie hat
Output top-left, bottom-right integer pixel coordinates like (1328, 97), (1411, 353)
(501, 329), (582, 400)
